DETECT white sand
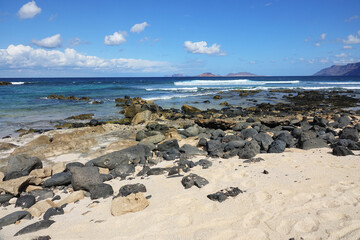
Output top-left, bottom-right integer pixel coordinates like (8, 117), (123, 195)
(1, 148), (360, 240)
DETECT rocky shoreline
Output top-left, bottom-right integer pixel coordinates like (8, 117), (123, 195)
(0, 89), (360, 239)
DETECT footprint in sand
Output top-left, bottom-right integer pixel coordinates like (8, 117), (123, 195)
(275, 219), (296, 235)
(242, 180), (256, 188)
(317, 209), (348, 221)
(323, 199), (341, 208)
(242, 210), (264, 228)
(293, 193), (314, 203)
(252, 191), (272, 203)
(293, 216), (320, 233)
(173, 214), (193, 227)
(237, 228), (269, 240)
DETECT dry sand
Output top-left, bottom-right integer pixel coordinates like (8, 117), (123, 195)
(1, 147), (360, 240)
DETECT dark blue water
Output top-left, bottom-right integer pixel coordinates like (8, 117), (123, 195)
(1, 76), (360, 137)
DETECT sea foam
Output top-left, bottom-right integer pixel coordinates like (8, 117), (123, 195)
(174, 79), (300, 86)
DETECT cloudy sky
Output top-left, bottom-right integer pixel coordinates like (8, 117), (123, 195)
(0, 0), (359, 77)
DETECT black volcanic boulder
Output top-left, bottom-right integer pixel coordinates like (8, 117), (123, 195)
(157, 139), (179, 152)
(70, 166), (103, 191)
(207, 187), (243, 202)
(301, 138), (329, 150)
(43, 207), (64, 220)
(86, 144), (152, 169)
(339, 127), (359, 142)
(42, 172), (72, 188)
(15, 195), (36, 209)
(5, 155), (42, 180)
(238, 140), (260, 159)
(14, 220), (55, 236)
(254, 133), (273, 151)
(241, 128), (258, 139)
(118, 183), (147, 197)
(332, 146), (354, 156)
(276, 131), (296, 148)
(181, 174), (209, 189)
(89, 183), (114, 199)
(268, 140), (286, 153)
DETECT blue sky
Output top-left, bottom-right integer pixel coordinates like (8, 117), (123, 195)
(0, 0), (359, 77)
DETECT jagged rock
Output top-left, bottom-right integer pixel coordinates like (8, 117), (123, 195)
(29, 189), (54, 201)
(162, 148), (181, 160)
(87, 144), (152, 169)
(210, 129), (226, 140)
(0, 176), (34, 195)
(118, 183), (147, 197)
(0, 211), (31, 229)
(158, 139), (179, 152)
(196, 159), (212, 169)
(137, 166), (150, 176)
(181, 174), (209, 189)
(124, 104), (143, 118)
(337, 116), (351, 128)
(195, 119), (236, 130)
(139, 134), (165, 145)
(254, 133), (274, 151)
(276, 131), (296, 148)
(182, 125), (199, 137)
(43, 207), (64, 220)
(42, 172), (72, 188)
(332, 146), (354, 156)
(241, 128), (258, 139)
(70, 166), (102, 191)
(233, 122), (251, 131)
(14, 220), (55, 236)
(89, 183), (114, 199)
(198, 138), (207, 147)
(146, 168), (166, 176)
(268, 140), (286, 153)
(207, 187), (243, 202)
(136, 130), (147, 141)
(5, 155), (42, 180)
(111, 193), (149, 216)
(15, 195), (36, 209)
(110, 164), (135, 179)
(179, 144), (207, 156)
(339, 127), (359, 142)
(66, 113), (94, 120)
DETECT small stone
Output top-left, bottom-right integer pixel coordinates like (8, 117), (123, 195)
(263, 170), (269, 174)
(43, 207), (64, 220)
(118, 183), (147, 197)
(207, 187), (243, 202)
(111, 193), (149, 216)
(332, 146), (354, 156)
(181, 174), (209, 189)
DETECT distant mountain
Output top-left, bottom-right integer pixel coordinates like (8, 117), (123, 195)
(226, 72), (257, 77)
(199, 72), (217, 77)
(314, 62), (360, 76)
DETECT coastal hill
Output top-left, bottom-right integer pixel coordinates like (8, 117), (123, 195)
(314, 62), (360, 76)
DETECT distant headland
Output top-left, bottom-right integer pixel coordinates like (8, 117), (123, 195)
(314, 62), (360, 76)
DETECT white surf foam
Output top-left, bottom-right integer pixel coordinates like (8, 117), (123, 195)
(10, 82), (25, 85)
(146, 87), (198, 92)
(318, 82), (360, 85)
(174, 79), (300, 86)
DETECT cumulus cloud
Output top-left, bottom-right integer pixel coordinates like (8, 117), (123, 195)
(335, 53), (347, 58)
(18, 1), (41, 19)
(320, 33), (326, 40)
(104, 31), (127, 46)
(0, 44), (173, 73)
(184, 41), (225, 55)
(343, 45), (353, 49)
(343, 34), (360, 44)
(315, 43), (321, 47)
(32, 34), (62, 48)
(130, 22), (149, 33)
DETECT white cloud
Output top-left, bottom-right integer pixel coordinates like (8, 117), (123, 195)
(184, 41), (225, 55)
(249, 60), (256, 64)
(130, 22), (149, 33)
(343, 45), (353, 49)
(315, 43), (321, 47)
(343, 34), (360, 44)
(104, 32), (126, 46)
(345, 15), (358, 22)
(335, 53), (347, 58)
(0, 44), (173, 73)
(358, 30), (360, 36)
(308, 59), (315, 64)
(18, 1), (41, 19)
(32, 34), (62, 48)
(320, 33), (326, 40)
(304, 37), (311, 42)
(320, 58), (329, 63)
(333, 58), (360, 64)
(138, 37), (151, 43)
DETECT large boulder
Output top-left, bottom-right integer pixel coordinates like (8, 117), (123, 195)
(179, 144), (207, 156)
(5, 155), (42, 180)
(86, 144), (152, 169)
(89, 183), (114, 199)
(70, 166), (102, 191)
(131, 110), (152, 125)
(268, 140), (286, 153)
(111, 193), (149, 216)
(332, 146), (354, 156)
(301, 138), (329, 150)
(181, 104), (201, 114)
(254, 133), (274, 151)
(276, 131), (296, 148)
(182, 125), (199, 137)
(15, 195), (36, 209)
(339, 127), (359, 142)
(237, 140), (260, 159)
(0, 176), (34, 195)
(241, 128), (258, 139)
(158, 139), (179, 152)
(124, 104), (142, 118)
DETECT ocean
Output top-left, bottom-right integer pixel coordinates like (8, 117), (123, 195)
(1, 76), (360, 138)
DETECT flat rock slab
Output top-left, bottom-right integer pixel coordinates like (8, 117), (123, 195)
(0, 176), (34, 195)
(0, 211), (31, 229)
(207, 187), (243, 202)
(111, 193), (149, 216)
(14, 220), (55, 236)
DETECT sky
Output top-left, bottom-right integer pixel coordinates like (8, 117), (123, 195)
(0, 0), (359, 77)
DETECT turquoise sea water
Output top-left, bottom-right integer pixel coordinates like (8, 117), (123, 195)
(1, 76), (360, 138)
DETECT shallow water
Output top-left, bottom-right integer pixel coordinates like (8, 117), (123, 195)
(1, 76), (360, 138)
